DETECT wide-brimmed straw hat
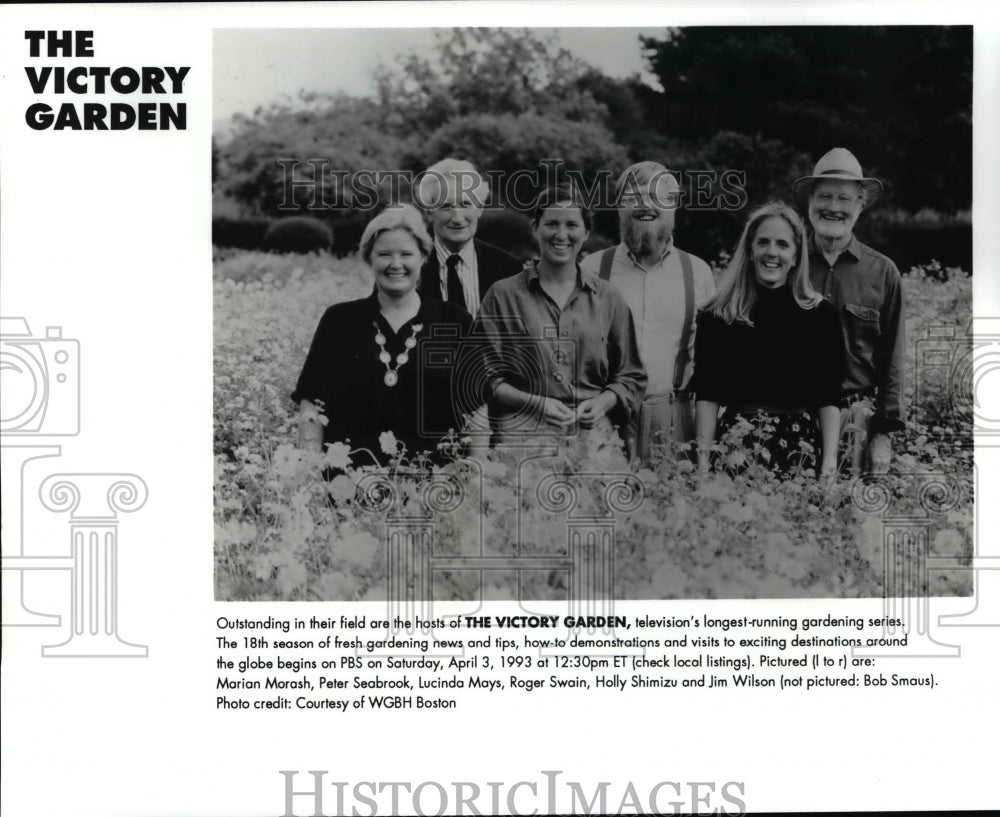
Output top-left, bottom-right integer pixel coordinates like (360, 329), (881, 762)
(793, 147), (883, 207)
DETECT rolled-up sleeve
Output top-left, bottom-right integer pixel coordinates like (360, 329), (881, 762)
(604, 290), (647, 421)
(473, 286), (509, 395)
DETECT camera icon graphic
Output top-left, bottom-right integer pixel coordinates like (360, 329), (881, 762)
(415, 323), (490, 438)
(421, 318), (579, 441)
(914, 318), (1000, 443)
(0, 317), (80, 436)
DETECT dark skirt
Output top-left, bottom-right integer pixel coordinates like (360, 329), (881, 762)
(716, 408), (820, 476)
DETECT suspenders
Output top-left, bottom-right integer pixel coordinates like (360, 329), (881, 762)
(598, 246), (695, 392)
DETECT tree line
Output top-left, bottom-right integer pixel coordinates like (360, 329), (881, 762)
(213, 27), (972, 270)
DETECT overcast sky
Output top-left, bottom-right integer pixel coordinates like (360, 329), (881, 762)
(213, 28), (666, 130)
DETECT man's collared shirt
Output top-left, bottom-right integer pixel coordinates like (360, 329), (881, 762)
(435, 238), (479, 317)
(476, 262), (647, 421)
(807, 234), (905, 432)
(580, 242), (715, 395)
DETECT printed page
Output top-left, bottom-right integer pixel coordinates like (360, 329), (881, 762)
(1, 3), (998, 816)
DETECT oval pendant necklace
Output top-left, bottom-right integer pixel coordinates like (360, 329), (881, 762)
(374, 320), (422, 387)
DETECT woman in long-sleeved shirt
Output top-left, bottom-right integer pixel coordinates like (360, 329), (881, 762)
(476, 183), (647, 449)
(691, 202), (844, 477)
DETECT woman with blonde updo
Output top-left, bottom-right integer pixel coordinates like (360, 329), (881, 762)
(293, 203), (473, 467)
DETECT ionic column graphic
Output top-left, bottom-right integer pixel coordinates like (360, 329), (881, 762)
(355, 470), (469, 654)
(1, 444), (62, 625)
(386, 519), (433, 623)
(937, 462), (1000, 628)
(536, 472), (645, 626)
(851, 473), (962, 658)
(568, 522), (616, 622)
(39, 473), (148, 657)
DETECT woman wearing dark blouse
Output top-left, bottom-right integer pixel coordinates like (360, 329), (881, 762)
(292, 204), (472, 467)
(692, 202), (843, 477)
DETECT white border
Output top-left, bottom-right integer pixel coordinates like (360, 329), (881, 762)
(2, 3), (998, 816)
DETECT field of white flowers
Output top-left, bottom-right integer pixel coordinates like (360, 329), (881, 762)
(214, 248), (974, 601)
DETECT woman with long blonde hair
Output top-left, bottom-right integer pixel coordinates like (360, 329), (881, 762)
(691, 202), (844, 477)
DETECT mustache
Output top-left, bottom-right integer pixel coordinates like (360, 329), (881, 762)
(622, 216), (671, 254)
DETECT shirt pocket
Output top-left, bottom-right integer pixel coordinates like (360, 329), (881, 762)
(843, 301), (881, 362)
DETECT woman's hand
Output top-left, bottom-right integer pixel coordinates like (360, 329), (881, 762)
(818, 405), (841, 481)
(695, 400), (719, 474)
(540, 397), (577, 430)
(462, 403), (492, 457)
(575, 391), (617, 429)
(297, 399), (324, 453)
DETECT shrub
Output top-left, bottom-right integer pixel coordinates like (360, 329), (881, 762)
(477, 207), (535, 261)
(264, 216), (333, 254)
(580, 232), (615, 259)
(857, 209), (972, 275)
(332, 213), (368, 258)
(420, 112), (631, 204)
(212, 216), (273, 250)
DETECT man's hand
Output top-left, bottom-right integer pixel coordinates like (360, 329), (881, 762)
(575, 392), (618, 429)
(866, 432), (892, 474)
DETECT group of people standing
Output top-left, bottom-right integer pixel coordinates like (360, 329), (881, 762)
(293, 148), (904, 479)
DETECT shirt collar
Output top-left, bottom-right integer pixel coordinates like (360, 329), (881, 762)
(524, 260), (599, 293)
(622, 237), (673, 269)
(809, 232), (861, 264)
(435, 238), (475, 269)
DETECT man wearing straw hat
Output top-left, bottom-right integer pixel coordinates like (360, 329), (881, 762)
(794, 147), (904, 475)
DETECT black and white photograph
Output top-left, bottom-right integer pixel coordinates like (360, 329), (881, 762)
(3, 4), (999, 817)
(213, 26), (975, 602)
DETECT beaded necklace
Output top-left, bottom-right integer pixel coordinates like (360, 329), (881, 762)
(373, 320), (423, 387)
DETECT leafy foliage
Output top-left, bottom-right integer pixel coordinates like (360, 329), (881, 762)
(213, 26), (971, 262)
(214, 252), (973, 601)
(639, 26), (972, 211)
(374, 28), (609, 132)
(422, 112), (629, 206)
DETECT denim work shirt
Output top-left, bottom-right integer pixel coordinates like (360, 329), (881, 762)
(476, 263), (647, 427)
(807, 235), (905, 433)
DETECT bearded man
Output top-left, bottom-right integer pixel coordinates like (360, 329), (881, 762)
(580, 161), (715, 463)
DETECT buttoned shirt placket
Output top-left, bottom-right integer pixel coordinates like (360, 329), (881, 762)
(530, 277), (587, 393)
(435, 239), (479, 316)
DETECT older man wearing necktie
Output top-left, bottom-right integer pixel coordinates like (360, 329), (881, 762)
(415, 158), (522, 452)
(415, 158), (522, 317)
